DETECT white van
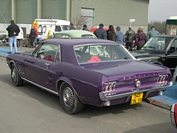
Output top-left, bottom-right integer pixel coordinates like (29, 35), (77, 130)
(34, 19), (71, 40)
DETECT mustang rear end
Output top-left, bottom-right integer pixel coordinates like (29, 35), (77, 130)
(99, 72), (172, 106)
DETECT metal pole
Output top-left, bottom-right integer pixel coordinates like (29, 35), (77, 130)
(11, 0), (16, 21)
(66, 0), (71, 21)
(37, 0), (41, 19)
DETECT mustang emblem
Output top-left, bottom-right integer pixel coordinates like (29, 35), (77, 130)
(135, 79), (141, 87)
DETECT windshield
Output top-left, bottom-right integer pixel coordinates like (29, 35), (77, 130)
(144, 36), (173, 51)
(74, 44), (133, 64)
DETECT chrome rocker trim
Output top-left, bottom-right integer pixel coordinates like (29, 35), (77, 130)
(21, 77), (58, 95)
(99, 81), (173, 101)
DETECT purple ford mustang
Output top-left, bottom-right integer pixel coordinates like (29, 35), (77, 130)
(6, 38), (173, 114)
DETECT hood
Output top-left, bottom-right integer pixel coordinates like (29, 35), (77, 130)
(131, 50), (165, 58)
(18, 51), (33, 55)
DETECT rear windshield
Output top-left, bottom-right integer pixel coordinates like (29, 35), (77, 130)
(74, 44), (133, 63)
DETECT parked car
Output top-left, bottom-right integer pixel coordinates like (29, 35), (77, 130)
(52, 30), (97, 39)
(131, 35), (177, 75)
(0, 34), (7, 44)
(171, 103), (177, 128)
(90, 27), (108, 32)
(6, 38), (173, 114)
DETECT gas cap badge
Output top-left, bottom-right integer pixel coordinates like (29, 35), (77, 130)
(135, 79), (141, 87)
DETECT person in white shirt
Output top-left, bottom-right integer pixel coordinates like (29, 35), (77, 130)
(17, 26), (24, 47)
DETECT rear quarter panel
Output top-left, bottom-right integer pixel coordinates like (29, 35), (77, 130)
(55, 62), (106, 106)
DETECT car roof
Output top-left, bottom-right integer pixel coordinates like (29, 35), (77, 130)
(53, 30), (96, 38)
(44, 38), (117, 47)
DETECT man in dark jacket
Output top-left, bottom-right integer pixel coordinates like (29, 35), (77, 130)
(6, 20), (20, 53)
(94, 23), (107, 39)
(107, 25), (116, 41)
(29, 26), (36, 48)
(125, 26), (135, 51)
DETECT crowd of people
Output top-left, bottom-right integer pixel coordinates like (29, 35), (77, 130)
(6, 19), (160, 53)
(92, 23), (160, 51)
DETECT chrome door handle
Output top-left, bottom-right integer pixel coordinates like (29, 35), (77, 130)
(44, 63), (50, 67)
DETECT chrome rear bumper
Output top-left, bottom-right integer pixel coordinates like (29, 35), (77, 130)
(99, 81), (173, 101)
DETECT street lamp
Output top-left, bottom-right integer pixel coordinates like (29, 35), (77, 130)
(129, 19), (135, 27)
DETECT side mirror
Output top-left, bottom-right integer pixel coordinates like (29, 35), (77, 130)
(36, 51), (44, 58)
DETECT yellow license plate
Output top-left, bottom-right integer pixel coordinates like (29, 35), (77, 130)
(130, 92), (143, 105)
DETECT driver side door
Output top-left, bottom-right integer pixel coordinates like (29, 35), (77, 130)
(24, 42), (60, 90)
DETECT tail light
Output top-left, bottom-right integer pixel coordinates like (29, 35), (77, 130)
(102, 82), (116, 93)
(171, 103), (177, 128)
(157, 74), (168, 84)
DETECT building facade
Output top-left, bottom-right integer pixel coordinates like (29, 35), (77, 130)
(0, 0), (149, 34)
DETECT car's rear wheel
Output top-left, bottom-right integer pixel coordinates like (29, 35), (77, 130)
(60, 83), (83, 114)
(11, 64), (23, 86)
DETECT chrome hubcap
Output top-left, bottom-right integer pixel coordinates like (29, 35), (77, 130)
(63, 87), (74, 107)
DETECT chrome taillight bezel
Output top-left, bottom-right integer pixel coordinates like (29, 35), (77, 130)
(103, 82), (116, 93)
(157, 74), (168, 84)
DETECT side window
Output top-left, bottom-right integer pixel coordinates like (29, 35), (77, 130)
(55, 26), (61, 32)
(170, 39), (177, 52)
(54, 34), (62, 38)
(34, 43), (60, 62)
(174, 40), (177, 52)
(54, 34), (69, 38)
(38, 25), (42, 35)
(38, 25), (47, 35)
(61, 34), (70, 38)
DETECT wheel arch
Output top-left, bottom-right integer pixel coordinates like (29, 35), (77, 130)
(9, 60), (16, 69)
(9, 60), (22, 77)
(56, 77), (73, 95)
(56, 77), (84, 103)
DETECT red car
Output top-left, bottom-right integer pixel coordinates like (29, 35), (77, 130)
(171, 103), (177, 128)
(90, 27), (108, 32)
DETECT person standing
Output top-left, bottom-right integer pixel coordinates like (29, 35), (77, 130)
(94, 23), (107, 39)
(147, 26), (160, 39)
(6, 20), (20, 53)
(115, 26), (125, 45)
(125, 26), (135, 51)
(17, 26), (24, 47)
(70, 22), (76, 30)
(135, 27), (147, 50)
(107, 25), (116, 41)
(33, 26), (38, 46)
(29, 26), (36, 48)
(82, 24), (89, 31)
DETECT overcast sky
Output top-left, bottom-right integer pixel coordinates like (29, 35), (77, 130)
(148, 0), (177, 22)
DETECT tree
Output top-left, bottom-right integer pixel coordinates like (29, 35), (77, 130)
(148, 21), (166, 34)
(71, 14), (90, 29)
